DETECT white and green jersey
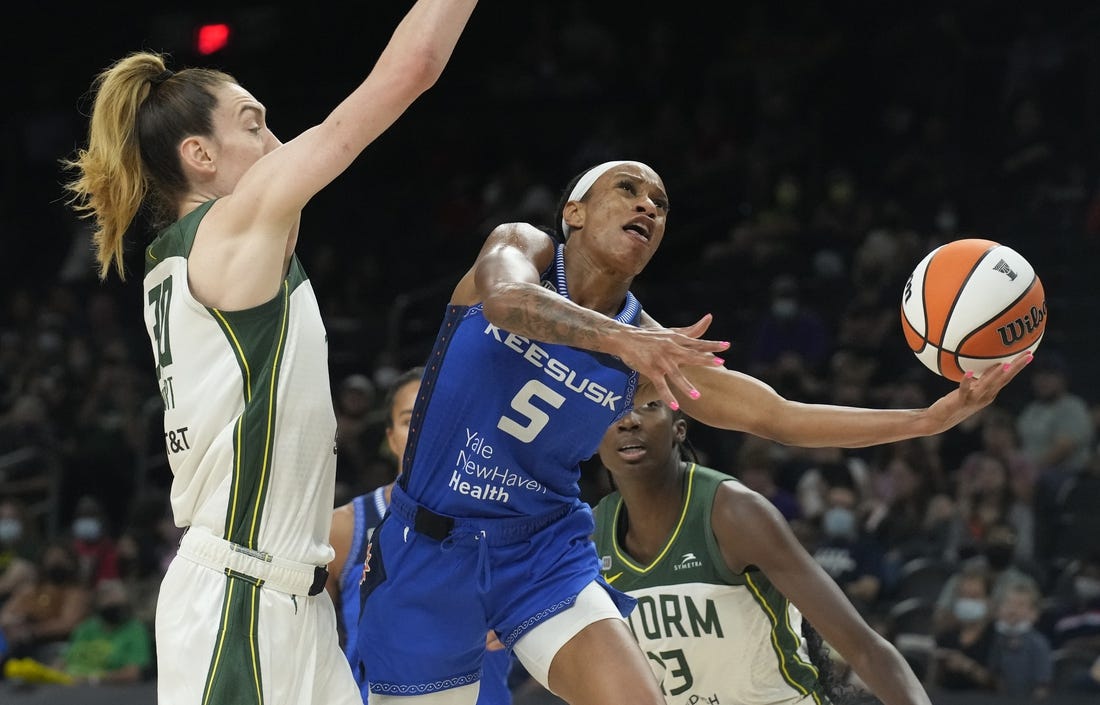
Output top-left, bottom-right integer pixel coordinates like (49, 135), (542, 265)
(593, 464), (826, 705)
(143, 200), (338, 567)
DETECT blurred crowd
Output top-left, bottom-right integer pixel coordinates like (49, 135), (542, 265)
(2, 1), (1100, 699)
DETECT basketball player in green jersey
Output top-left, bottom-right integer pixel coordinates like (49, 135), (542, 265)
(593, 400), (931, 705)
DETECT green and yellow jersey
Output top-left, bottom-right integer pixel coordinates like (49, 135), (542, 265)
(593, 463), (826, 705)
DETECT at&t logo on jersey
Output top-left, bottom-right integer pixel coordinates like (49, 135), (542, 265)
(673, 552), (703, 571)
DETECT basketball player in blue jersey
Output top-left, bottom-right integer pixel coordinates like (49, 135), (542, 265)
(357, 160), (1031, 705)
(594, 399), (932, 705)
(328, 367), (514, 704)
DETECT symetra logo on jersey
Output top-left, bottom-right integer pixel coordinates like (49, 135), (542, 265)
(673, 552), (703, 571)
(483, 324), (623, 410)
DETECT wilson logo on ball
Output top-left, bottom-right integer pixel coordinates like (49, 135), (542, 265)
(996, 302), (1047, 347)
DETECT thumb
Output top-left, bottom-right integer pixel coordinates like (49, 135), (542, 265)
(671, 313), (713, 340)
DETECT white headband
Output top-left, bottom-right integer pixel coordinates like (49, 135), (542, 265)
(560, 160), (633, 237)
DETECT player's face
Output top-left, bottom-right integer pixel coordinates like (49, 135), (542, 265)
(571, 163), (669, 275)
(598, 400), (684, 475)
(385, 379), (421, 473)
(204, 82), (280, 196)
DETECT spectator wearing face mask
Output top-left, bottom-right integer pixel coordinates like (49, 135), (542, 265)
(1047, 553), (1100, 650)
(811, 484), (886, 614)
(934, 523), (1042, 634)
(3, 579), (153, 686)
(987, 582), (1052, 699)
(59, 579), (152, 684)
(69, 495), (119, 588)
(0, 541), (91, 666)
(0, 499), (41, 605)
(747, 275), (830, 399)
(929, 565), (997, 692)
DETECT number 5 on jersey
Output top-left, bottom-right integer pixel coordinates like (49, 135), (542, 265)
(497, 380), (565, 443)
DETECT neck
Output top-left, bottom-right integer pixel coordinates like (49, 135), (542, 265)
(615, 459), (689, 564)
(562, 243), (634, 318)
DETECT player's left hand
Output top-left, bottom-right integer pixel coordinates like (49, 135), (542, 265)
(928, 351), (1033, 431)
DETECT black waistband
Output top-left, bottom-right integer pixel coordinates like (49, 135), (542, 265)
(389, 485), (575, 546)
(413, 505), (455, 541)
(308, 565), (328, 596)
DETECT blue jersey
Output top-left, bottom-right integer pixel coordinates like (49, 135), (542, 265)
(338, 486), (388, 690)
(401, 244), (641, 518)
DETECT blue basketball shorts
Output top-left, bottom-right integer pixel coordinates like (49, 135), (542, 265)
(357, 486), (634, 696)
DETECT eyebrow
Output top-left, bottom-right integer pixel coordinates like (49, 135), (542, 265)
(238, 104), (265, 122)
(611, 171), (668, 200)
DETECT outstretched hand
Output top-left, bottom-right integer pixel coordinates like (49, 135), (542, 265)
(614, 314), (730, 410)
(926, 351), (1033, 432)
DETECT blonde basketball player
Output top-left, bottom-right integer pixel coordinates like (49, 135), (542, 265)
(62, 2), (478, 703)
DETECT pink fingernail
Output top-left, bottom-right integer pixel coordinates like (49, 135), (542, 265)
(1025, 352), (1034, 362)
(964, 371), (974, 379)
(1003, 363), (1012, 372)
(713, 357), (725, 366)
(689, 389), (701, 400)
(721, 341), (731, 348)
(669, 400), (680, 411)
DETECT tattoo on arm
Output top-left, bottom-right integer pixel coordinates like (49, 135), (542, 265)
(496, 286), (616, 351)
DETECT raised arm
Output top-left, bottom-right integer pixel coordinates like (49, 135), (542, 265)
(190, 0), (479, 309)
(658, 352), (1032, 448)
(242, 0), (479, 221)
(449, 222), (729, 407)
(714, 482), (932, 705)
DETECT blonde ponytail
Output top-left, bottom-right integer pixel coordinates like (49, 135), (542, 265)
(63, 52), (167, 280)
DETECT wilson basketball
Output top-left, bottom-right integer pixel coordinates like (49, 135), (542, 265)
(900, 238), (1046, 381)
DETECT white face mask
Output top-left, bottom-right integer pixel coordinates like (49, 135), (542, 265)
(72, 517), (103, 542)
(822, 507), (857, 539)
(0, 518), (22, 544)
(771, 298), (798, 319)
(995, 619), (1031, 636)
(1075, 576), (1100, 601)
(953, 597), (988, 623)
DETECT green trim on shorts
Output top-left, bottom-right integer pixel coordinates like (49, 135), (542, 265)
(202, 573), (265, 705)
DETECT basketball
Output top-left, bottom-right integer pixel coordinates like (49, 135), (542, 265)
(900, 238), (1046, 381)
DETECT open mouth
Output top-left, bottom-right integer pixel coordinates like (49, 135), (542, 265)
(622, 222), (650, 241)
(616, 443), (647, 460)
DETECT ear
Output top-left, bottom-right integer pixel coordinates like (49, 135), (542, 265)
(562, 200), (585, 233)
(672, 418), (687, 444)
(179, 136), (216, 176)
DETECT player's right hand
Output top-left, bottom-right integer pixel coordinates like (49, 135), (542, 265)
(612, 314), (729, 410)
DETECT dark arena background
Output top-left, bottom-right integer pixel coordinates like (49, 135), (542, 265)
(2, 2), (1099, 703)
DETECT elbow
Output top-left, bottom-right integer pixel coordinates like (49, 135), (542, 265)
(480, 282), (524, 327)
(397, 48), (448, 95)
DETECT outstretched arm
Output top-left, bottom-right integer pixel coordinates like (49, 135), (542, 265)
(713, 482), (931, 705)
(192, 0), (479, 309)
(246, 0), (480, 221)
(449, 222), (729, 408)
(658, 353), (1032, 448)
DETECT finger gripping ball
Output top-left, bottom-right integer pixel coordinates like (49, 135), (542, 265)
(900, 238), (1046, 381)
